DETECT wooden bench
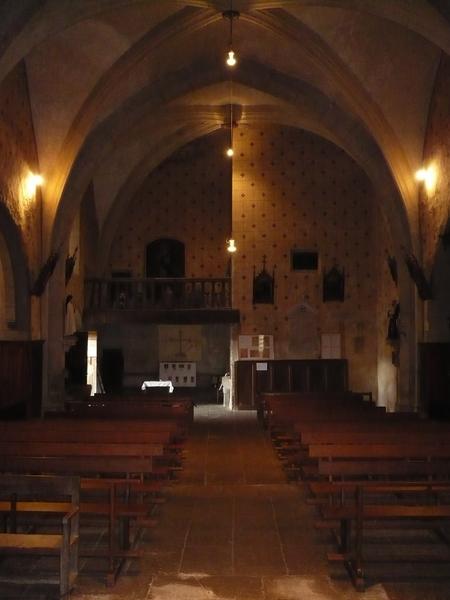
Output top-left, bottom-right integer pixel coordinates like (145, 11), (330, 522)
(0, 440), (178, 478)
(0, 418), (187, 480)
(0, 474), (79, 597)
(0, 425), (185, 461)
(308, 442), (450, 460)
(300, 441), (450, 480)
(317, 483), (450, 590)
(65, 398), (193, 423)
(268, 407), (389, 436)
(93, 393), (194, 421)
(265, 393), (450, 587)
(262, 392), (421, 438)
(305, 440), (450, 587)
(300, 429), (450, 446)
(260, 392), (373, 428)
(0, 418), (188, 444)
(0, 454), (162, 585)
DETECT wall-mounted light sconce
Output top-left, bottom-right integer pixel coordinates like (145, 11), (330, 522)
(415, 168), (428, 182)
(227, 238), (237, 253)
(415, 165), (437, 194)
(24, 172), (44, 197)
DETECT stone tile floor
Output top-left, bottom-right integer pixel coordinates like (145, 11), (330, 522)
(2, 405), (450, 599)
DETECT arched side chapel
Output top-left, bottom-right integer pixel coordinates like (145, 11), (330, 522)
(0, 0), (449, 417)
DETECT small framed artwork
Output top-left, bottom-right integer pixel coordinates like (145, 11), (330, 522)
(323, 265), (345, 302)
(321, 333), (341, 359)
(291, 249), (318, 271)
(238, 335), (274, 360)
(253, 257), (275, 304)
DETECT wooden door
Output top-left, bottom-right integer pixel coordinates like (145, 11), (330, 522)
(419, 343), (450, 420)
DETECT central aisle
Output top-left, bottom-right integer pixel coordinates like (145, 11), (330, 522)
(131, 405), (390, 600)
(76, 405), (449, 600)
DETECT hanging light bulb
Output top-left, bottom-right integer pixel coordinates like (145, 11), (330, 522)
(224, 5), (239, 68)
(227, 239), (237, 253)
(226, 49), (237, 67)
(225, 101), (234, 158)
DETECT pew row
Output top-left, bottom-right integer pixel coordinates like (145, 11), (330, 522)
(0, 474), (79, 597)
(263, 390), (450, 589)
(0, 416), (188, 585)
(0, 454), (163, 585)
(317, 484), (450, 591)
(64, 397), (193, 423)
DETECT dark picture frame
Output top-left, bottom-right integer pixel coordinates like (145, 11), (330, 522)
(253, 257), (275, 304)
(291, 249), (318, 271)
(323, 265), (345, 302)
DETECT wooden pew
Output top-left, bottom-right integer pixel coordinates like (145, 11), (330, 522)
(0, 474), (79, 597)
(297, 428), (450, 501)
(0, 414), (189, 584)
(303, 442), (450, 480)
(0, 426), (181, 446)
(306, 440), (450, 588)
(265, 392), (450, 588)
(259, 391), (373, 428)
(0, 421), (185, 469)
(300, 430), (450, 446)
(0, 455), (159, 585)
(0, 418), (187, 441)
(0, 440), (164, 458)
(0, 428), (185, 465)
(94, 393), (193, 420)
(0, 438), (185, 478)
(282, 418), (442, 455)
(317, 483), (450, 590)
(97, 393), (191, 404)
(64, 399), (193, 422)
(265, 403), (387, 433)
(308, 443), (450, 459)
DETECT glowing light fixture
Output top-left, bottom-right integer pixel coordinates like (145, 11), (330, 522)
(226, 50), (237, 67)
(225, 100), (235, 158)
(24, 172), (44, 198)
(223, 4), (239, 68)
(415, 168), (428, 182)
(227, 238), (237, 253)
(415, 164), (437, 193)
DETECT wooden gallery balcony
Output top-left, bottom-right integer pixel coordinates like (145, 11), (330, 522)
(84, 278), (240, 325)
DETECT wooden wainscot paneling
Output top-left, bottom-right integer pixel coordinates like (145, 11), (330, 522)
(0, 340), (43, 418)
(234, 359), (348, 409)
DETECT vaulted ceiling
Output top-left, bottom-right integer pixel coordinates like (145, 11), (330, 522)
(1, 0), (448, 256)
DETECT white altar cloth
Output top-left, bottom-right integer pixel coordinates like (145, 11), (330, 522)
(141, 380), (174, 393)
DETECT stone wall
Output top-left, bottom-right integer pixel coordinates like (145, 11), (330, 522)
(0, 60), (40, 338)
(98, 322), (230, 391)
(109, 131), (231, 278)
(107, 124), (397, 401)
(66, 181), (99, 322)
(420, 53), (450, 341)
(231, 124), (394, 400)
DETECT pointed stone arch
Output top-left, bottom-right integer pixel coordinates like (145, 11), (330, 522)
(0, 201), (30, 334)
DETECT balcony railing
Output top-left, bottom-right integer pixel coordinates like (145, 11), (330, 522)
(85, 277), (232, 311)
